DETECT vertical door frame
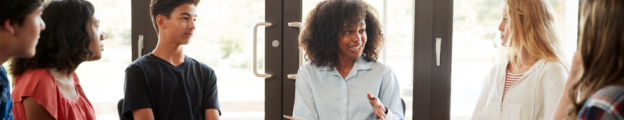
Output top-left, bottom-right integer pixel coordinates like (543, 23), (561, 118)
(131, 0), (150, 61)
(282, 0), (302, 119)
(413, 0), (453, 119)
(266, 0), (285, 119)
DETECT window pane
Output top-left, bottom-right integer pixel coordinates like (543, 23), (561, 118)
(79, 0), (268, 120)
(183, 0), (266, 120)
(77, 0), (132, 119)
(302, 0), (415, 119)
(450, 0), (578, 119)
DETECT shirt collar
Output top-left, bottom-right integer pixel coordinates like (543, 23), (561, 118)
(317, 56), (372, 71)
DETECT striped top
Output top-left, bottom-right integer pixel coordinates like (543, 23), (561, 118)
(503, 71), (523, 101)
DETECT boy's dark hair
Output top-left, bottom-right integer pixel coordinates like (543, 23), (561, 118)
(300, 0), (384, 70)
(0, 0), (44, 27)
(150, 0), (200, 34)
(10, 0), (96, 76)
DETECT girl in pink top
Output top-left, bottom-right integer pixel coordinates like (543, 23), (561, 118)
(9, 0), (105, 120)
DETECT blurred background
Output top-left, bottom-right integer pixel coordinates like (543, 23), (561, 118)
(0, 0), (578, 120)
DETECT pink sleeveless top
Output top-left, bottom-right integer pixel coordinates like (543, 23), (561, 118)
(11, 68), (95, 120)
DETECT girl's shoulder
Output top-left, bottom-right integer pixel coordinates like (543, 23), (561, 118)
(541, 61), (567, 71)
(12, 68), (58, 102)
(14, 68), (54, 86)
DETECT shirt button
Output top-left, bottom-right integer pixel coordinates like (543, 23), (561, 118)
(343, 99), (346, 102)
(343, 81), (345, 84)
(343, 116), (345, 119)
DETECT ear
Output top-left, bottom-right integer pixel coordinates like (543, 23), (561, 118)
(156, 15), (166, 30)
(2, 19), (15, 35)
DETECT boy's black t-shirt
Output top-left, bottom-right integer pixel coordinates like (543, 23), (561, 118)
(122, 53), (220, 120)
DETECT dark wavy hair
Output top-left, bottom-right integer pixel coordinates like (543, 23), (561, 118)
(10, 0), (95, 76)
(301, 0), (383, 70)
(0, 0), (43, 27)
(150, 0), (200, 34)
(568, 0), (624, 118)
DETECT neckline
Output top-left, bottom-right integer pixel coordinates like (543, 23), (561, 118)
(328, 57), (374, 81)
(46, 69), (81, 101)
(499, 59), (544, 84)
(149, 53), (189, 69)
(505, 59), (544, 74)
(506, 71), (525, 75)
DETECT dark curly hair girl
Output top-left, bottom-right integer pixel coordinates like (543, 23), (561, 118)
(10, 0), (96, 76)
(301, 0), (383, 70)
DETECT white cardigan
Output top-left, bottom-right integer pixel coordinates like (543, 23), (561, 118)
(471, 59), (568, 120)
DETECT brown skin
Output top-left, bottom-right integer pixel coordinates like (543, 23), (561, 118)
(23, 14), (105, 120)
(23, 97), (54, 120)
(132, 3), (220, 120)
(87, 13), (105, 61)
(336, 20), (367, 79)
(368, 93), (387, 119)
(0, 6), (45, 64)
(334, 20), (387, 119)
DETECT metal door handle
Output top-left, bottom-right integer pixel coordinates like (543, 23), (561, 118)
(288, 22), (305, 67)
(436, 38), (441, 66)
(287, 74), (297, 79)
(253, 22), (273, 78)
(288, 22), (306, 79)
(138, 35), (144, 58)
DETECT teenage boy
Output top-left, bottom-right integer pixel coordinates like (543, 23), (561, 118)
(0, 0), (46, 119)
(122, 0), (220, 120)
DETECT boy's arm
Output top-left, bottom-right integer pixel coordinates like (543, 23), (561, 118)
(205, 109), (220, 120)
(203, 68), (221, 119)
(124, 65), (153, 119)
(132, 108), (155, 120)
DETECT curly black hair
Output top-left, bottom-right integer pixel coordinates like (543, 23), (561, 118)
(301, 0), (383, 70)
(10, 0), (95, 76)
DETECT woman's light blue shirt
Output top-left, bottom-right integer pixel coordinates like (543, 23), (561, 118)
(293, 57), (404, 120)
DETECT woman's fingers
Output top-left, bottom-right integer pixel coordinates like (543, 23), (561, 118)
(381, 104), (386, 112)
(368, 93), (377, 105)
(369, 98), (375, 105)
(373, 103), (386, 119)
(379, 111), (385, 120)
(368, 92), (387, 119)
(571, 52), (582, 73)
(375, 110), (385, 120)
(568, 51), (583, 84)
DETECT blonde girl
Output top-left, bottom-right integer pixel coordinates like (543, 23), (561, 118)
(471, 0), (568, 119)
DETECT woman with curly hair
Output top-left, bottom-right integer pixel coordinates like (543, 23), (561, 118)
(292, 0), (403, 120)
(9, 0), (105, 119)
(471, 0), (568, 119)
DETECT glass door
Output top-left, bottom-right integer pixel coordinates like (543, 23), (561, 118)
(130, 0), (422, 119)
(285, 0), (417, 119)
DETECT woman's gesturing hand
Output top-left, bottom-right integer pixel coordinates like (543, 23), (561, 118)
(367, 92), (387, 120)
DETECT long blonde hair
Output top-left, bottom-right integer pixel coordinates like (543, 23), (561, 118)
(502, 0), (564, 66)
